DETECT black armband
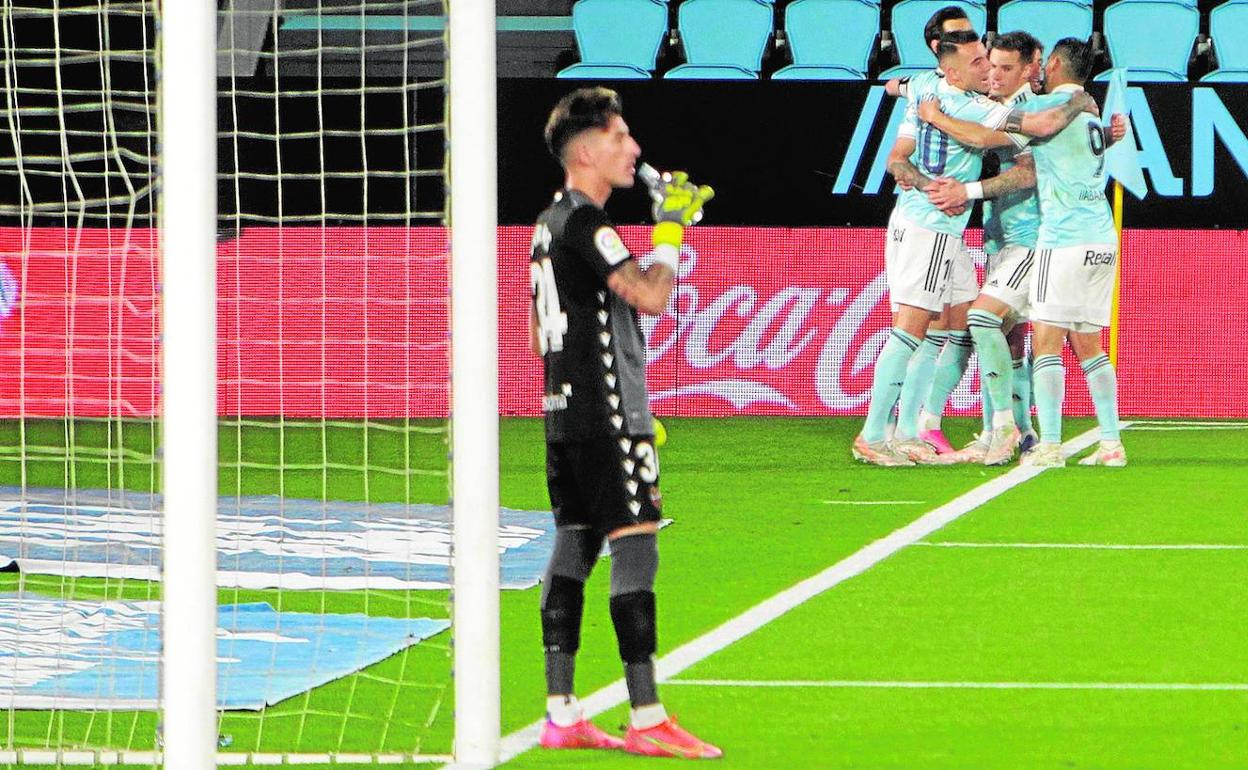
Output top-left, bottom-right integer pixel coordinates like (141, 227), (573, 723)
(1003, 109), (1025, 134)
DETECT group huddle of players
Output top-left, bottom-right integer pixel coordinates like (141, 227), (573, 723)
(852, 6), (1130, 470)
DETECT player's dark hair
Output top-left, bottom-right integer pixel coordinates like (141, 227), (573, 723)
(936, 29), (981, 63)
(1051, 36), (1095, 82)
(544, 87), (623, 162)
(990, 30), (1039, 64)
(924, 5), (971, 52)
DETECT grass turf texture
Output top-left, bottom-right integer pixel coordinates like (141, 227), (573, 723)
(0, 417), (1243, 769)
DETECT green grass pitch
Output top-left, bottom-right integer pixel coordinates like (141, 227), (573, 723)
(0, 416), (1245, 769)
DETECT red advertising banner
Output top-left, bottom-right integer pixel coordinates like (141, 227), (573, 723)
(0, 226), (1244, 419)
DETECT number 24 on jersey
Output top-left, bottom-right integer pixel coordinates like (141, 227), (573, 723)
(530, 223), (567, 354)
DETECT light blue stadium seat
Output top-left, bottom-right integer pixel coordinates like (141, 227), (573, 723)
(1202, 1), (1248, 82)
(879, 0), (987, 79)
(665, 0), (775, 79)
(1097, 0), (1199, 82)
(557, 0), (669, 79)
(773, 0), (880, 80)
(997, 0), (1093, 59)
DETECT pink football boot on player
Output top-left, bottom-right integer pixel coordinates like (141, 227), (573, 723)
(624, 716), (723, 759)
(540, 718), (625, 751)
(919, 427), (956, 456)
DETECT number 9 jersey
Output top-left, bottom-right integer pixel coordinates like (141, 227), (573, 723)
(530, 188), (656, 444)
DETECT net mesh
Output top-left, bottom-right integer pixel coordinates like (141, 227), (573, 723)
(0, 0), (453, 763)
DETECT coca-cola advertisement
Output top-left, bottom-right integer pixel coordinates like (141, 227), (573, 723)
(0, 226), (1244, 419)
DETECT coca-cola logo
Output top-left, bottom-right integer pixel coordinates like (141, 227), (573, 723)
(636, 237), (985, 414)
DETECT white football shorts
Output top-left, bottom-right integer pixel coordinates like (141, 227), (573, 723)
(981, 244), (1035, 317)
(1029, 243), (1118, 332)
(945, 239), (980, 306)
(884, 209), (959, 313)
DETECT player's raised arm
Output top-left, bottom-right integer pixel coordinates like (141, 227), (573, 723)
(607, 171), (713, 315)
(927, 152), (1036, 212)
(917, 97), (1012, 149)
(918, 90), (1097, 149)
(1104, 113), (1129, 148)
(1002, 90), (1097, 139)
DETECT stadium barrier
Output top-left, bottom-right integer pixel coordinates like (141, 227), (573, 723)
(1, 225), (1244, 419)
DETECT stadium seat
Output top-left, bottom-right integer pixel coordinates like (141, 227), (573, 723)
(773, 0), (880, 80)
(1097, 0), (1200, 82)
(879, 0), (987, 79)
(1202, 1), (1248, 82)
(996, 0), (1093, 59)
(665, 0), (775, 79)
(557, 0), (669, 79)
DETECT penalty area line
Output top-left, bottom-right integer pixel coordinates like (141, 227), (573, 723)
(440, 425), (1109, 770)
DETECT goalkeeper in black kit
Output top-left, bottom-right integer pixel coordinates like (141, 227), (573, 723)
(529, 87), (721, 759)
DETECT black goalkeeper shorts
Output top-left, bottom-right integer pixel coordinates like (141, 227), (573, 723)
(545, 434), (662, 537)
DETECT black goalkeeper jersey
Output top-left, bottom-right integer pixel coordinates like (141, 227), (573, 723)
(530, 189), (654, 443)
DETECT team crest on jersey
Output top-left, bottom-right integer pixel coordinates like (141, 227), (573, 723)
(594, 227), (630, 266)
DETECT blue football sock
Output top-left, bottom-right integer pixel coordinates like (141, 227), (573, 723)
(1012, 356), (1034, 433)
(967, 310), (1013, 427)
(1081, 353), (1120, 441)
(1032, 354), (1065, 444)
(980, 378), (994, 434)
(922, 330), (973, 420)
(896, 330), (945, 440)
(862, 329), (922, 443)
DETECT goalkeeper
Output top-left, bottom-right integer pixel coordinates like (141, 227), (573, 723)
(528, 87), (721, 759)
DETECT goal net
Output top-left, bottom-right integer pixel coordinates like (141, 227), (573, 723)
(0, 0), (496, 765)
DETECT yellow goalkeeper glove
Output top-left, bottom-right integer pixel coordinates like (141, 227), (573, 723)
(652, 171), (715, 248)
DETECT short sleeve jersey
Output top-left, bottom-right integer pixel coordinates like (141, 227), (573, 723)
(895, 81), (1013, 236)
(1012, 86), (1116, 248)
(983, 84), (1041, 255)
(530, 189), (654, 443)
(896, 69), (944, 130)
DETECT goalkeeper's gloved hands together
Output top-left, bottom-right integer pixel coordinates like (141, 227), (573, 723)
(651, 171), (714, 248)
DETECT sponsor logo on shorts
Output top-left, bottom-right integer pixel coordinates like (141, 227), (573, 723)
(891, 227), (906, 243)
(1084, 250), (1116, 266)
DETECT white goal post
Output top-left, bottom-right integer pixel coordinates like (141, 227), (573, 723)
(158, 0), (501, 766)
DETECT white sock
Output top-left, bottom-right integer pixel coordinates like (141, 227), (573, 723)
(919, 409), (941, 433)
(630, 702), (668, 730)
(547, 694), (583, 727)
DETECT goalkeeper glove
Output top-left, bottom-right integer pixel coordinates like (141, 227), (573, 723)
(646, 170), (714, 249)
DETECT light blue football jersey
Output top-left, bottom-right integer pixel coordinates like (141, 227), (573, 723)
(983, 85), (1041, 255)
(1014, 85), (1116, 248)
(894, 81), (1012, 236)
(899, 69), (944, 105)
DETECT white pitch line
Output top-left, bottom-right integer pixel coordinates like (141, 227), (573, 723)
(822, 500), (925, 505)
(915, 542), (1248, 551)
(1128, 420), (1248, 428)
(1127, 425), (1248, 432)
(437, 424), (1111, 770)
(666, 679), (1248, 692)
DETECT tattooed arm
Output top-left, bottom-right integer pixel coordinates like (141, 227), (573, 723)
(1003, 90), (1098, 139)
(886, 136), (934, 192)
(606, 260), (675, 316)
(927, 154), (1036, 213)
